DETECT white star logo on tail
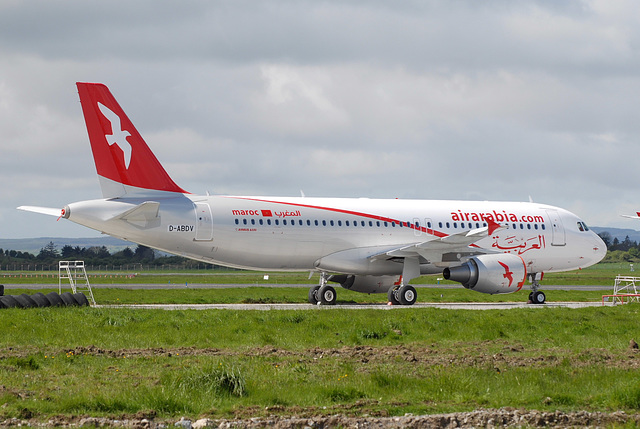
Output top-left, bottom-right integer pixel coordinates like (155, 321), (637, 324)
(97, 102), (132, 169)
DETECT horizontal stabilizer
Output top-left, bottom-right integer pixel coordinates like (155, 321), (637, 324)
(17, 206), (63, 217)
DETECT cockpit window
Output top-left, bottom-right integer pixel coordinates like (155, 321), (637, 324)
(577, 221), (590, 232)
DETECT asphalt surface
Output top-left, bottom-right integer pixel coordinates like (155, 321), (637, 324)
(7, 283), (614, 290)
(95, 301), (607, 311)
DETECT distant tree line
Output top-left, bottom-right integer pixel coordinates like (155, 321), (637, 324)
(597, 232), (640, 262)
(0, 241), (213, 270)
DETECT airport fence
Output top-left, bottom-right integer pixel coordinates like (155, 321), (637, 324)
(0, 263), (223, 273)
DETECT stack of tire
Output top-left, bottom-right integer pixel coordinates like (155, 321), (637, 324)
(0, 285), (90, 309)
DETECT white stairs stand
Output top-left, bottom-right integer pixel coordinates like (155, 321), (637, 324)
(59, 261), (96, 306)
(611, 275), (640, 305)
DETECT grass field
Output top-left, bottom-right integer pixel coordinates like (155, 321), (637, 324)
(1, 262), (639, 422)
(1, 298), (640, 420)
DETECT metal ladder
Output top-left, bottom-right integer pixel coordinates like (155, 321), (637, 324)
(59, 261), (96, 306)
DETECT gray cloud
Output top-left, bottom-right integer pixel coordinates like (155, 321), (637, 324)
(1, 0), (639, 239)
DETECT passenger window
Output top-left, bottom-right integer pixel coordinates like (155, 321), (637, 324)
(534, 224), (538, 230)
(427, 222), (432, 228)
(243, 219), (247, 225)
(330, 220), (334, 226)
(338, 220), (342, 226)
(438, 222), (443, 228)
(519, 224), (523, 229)
(259, 219), (264, 225)
(369, 221), (373, 227)
(322, 220), (326, 226)
(345, 220), (349, 226)
(275, 219), (279, 226)
(416, 221), (420, 228)
(235, 219), (239, 225)
(314, 220), (318, 226)
(251, 219), (255, 225)
(267, 219), (272, 225)
(376, 221), (381, 227)
(361, 221), (365, 226)
(446, 222), (450, 228)
(542, 224), (546, 230)
(283, 219), (287, 225)
(299, 220), (303, 226)
(453, 222), (457, 228)
(527, 224), (531, 230)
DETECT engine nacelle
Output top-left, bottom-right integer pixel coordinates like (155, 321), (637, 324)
(328, 274), (400, 294)
(443, 254), (526, 295)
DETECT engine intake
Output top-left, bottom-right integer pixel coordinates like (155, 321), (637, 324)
(443, 254), (526, 295)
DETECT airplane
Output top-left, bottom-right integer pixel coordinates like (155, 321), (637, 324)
(18, 82), (607, 305)
(621, 212), (640, 219)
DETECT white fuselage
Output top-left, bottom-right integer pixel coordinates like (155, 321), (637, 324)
(64, 194), (606, 278)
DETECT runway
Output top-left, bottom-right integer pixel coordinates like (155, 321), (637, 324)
(12, 283), (613, 291)
(96, 301), (606, 311)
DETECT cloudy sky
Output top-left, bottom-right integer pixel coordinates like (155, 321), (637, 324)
(2, 0), (640, 239)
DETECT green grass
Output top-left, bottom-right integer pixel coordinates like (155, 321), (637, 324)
(0, 261), (635, 286)
(1, 305), (640, 420)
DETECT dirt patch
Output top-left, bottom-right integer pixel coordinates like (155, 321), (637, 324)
(2, 409), (639, 428)
(53, 342), (640, 370)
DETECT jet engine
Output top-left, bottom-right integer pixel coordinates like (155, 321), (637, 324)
(328, 274), (400, 294)
(442, 254), (526, 294)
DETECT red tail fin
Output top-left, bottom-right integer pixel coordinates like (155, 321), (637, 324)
(76, 82), (188, 198)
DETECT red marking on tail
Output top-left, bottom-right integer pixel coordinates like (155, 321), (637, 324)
(76, 82), (188, 196)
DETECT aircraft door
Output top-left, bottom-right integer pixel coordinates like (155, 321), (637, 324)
(546, 209), (566, 246)
(413, 218), (431, 237)
(194, 202), (213, 241)
(413, 218), (422, 236)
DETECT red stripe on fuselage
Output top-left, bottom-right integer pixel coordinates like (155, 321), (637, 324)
(225, 196), (448, 238)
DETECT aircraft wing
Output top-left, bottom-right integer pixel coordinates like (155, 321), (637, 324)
(371, 219), (503, 265)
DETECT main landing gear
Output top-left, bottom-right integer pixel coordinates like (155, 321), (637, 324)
(308, 273), (418, 306)
(387, 284), (417, 306)
(308, 273), (337, 305)
(528, 273), (546, 304)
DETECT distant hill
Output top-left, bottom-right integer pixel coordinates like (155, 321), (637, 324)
(0, 237), (135, 255)
(591, 227), (640, 244)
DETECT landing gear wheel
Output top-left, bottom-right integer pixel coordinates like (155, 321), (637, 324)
(308, 285), (320, 305)
(398, 285), (417, 306)
(318, 285), (337, 305)
(387, 286), (400, 305)
(531, 291), (546, 304)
